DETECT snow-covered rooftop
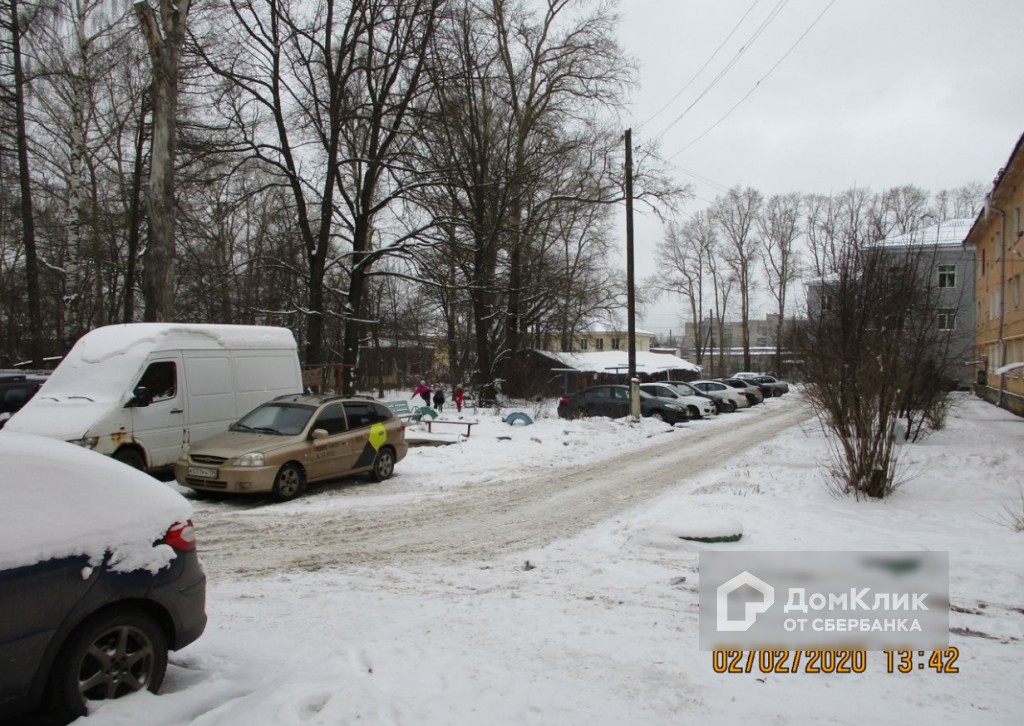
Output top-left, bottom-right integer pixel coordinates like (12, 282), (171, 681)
(583, 323), (655, 336)
(539, 349), (700, 375)
(876, 217), (975, 248)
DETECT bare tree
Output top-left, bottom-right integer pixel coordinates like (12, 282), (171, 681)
(875, 184), (929, 237)
(649, 211), (716, 365)
(799, 236), (962, 498)
(711, 186), (761, 371)
(804, 187), (880, 278)
(196, 0), (443, 385)
(415, 0), (660, 400)
(28, 0), (141, 343)
(934, 182), (986, 219)
(0, 0), (46, 364)
(758, 192), (801, 373)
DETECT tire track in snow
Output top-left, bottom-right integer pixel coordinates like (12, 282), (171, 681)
(196, 402), (816, 581)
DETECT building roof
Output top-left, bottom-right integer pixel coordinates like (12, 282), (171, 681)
(582, 323), (655, 337)
(965, 131), (1024, 244)
(538, 349), (700, 375)
(876, 217), (976, 249)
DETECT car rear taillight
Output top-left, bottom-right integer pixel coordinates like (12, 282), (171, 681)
(165, 520), (197, 552)
(558, 396), (570, 405)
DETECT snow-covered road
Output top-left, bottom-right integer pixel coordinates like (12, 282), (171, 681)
(191, 402), (815, 580)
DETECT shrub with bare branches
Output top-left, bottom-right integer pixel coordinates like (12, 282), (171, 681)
(799, 239), (961, 498)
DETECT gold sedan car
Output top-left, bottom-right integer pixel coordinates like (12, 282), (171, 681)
(175, 395), (408, 501)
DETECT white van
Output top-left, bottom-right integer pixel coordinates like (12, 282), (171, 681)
(4, 323), (302, 472)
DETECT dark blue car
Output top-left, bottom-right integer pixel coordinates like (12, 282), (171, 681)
(0, 433), (207, 724)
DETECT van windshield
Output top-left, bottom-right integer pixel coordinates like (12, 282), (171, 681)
(232, 403), (314, 436)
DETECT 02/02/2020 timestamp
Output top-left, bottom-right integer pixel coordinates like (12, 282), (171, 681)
(711, 649), (959, 674)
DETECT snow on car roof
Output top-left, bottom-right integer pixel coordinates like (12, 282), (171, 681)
(0, 432), (194, 573)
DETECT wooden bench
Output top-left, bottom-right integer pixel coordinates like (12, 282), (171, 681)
(423, 418), (478, 437)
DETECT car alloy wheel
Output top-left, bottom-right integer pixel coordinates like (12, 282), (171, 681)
(371, 447), (396, 482)
(46, 608), (167, 720)
(272, 463), (305, 501)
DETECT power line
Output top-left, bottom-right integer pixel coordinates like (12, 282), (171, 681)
(667, 0), (837, 161)
(651, 0), (791, 141)
(659, 158), (731, 195)
(636, 0), (762, 132)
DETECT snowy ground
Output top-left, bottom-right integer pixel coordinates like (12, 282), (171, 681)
(77, 392), (1022, 725)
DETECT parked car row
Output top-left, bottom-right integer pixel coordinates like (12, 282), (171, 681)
(556, 374), (790, 422)
(1, 325), (420, 722)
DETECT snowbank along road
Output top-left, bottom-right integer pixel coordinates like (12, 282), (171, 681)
(192, 402), (815, 580)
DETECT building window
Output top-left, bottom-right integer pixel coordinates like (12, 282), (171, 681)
(937, 309), (956, 331)
(937, 264), (956, 288)
(611, 338), (620, 350)
(595, 338), (604, 351)
(1014, 274), (1022, 309)
(579, 338), (588, 350)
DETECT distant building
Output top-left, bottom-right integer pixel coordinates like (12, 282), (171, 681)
(679, 314), (798, 376)
(568, 324), (653, 353)
(804, 218), (977, 388)
(875, 217), (977, 388)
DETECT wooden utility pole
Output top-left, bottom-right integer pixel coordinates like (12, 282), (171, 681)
(625, 129), (638, 418)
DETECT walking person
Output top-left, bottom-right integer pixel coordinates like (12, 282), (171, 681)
(432, 387), (446, 412)
(454, 384), (465, 413)
(412, 380), (431, 407)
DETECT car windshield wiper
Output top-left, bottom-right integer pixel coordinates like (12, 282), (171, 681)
(67, 395), (94, 401)
(230, 423), (255, 432)
(252, 426), (281, 435)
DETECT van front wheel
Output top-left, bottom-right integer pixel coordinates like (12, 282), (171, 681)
(114, 448), (145, 471)
(272, 464), (305, 502)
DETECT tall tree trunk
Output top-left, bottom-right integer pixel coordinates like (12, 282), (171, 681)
(9, 0), (43, 364)
(123, 96), (149, 323)
(134, 0), (190, 322)
(64, 0), (89, 345)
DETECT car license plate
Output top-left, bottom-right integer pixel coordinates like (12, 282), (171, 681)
(188, 466), (217, 479)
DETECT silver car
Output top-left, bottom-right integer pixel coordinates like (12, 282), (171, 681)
(639, 383), (717, 419)
(689, 380), (751, 412)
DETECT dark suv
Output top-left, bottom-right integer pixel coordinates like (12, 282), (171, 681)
(0, 373), (47, 429)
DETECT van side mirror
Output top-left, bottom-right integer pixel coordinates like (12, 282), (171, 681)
(127, 385), (152, 408)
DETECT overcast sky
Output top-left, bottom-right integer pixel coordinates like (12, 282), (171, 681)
(611, 0), (1024, 335)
